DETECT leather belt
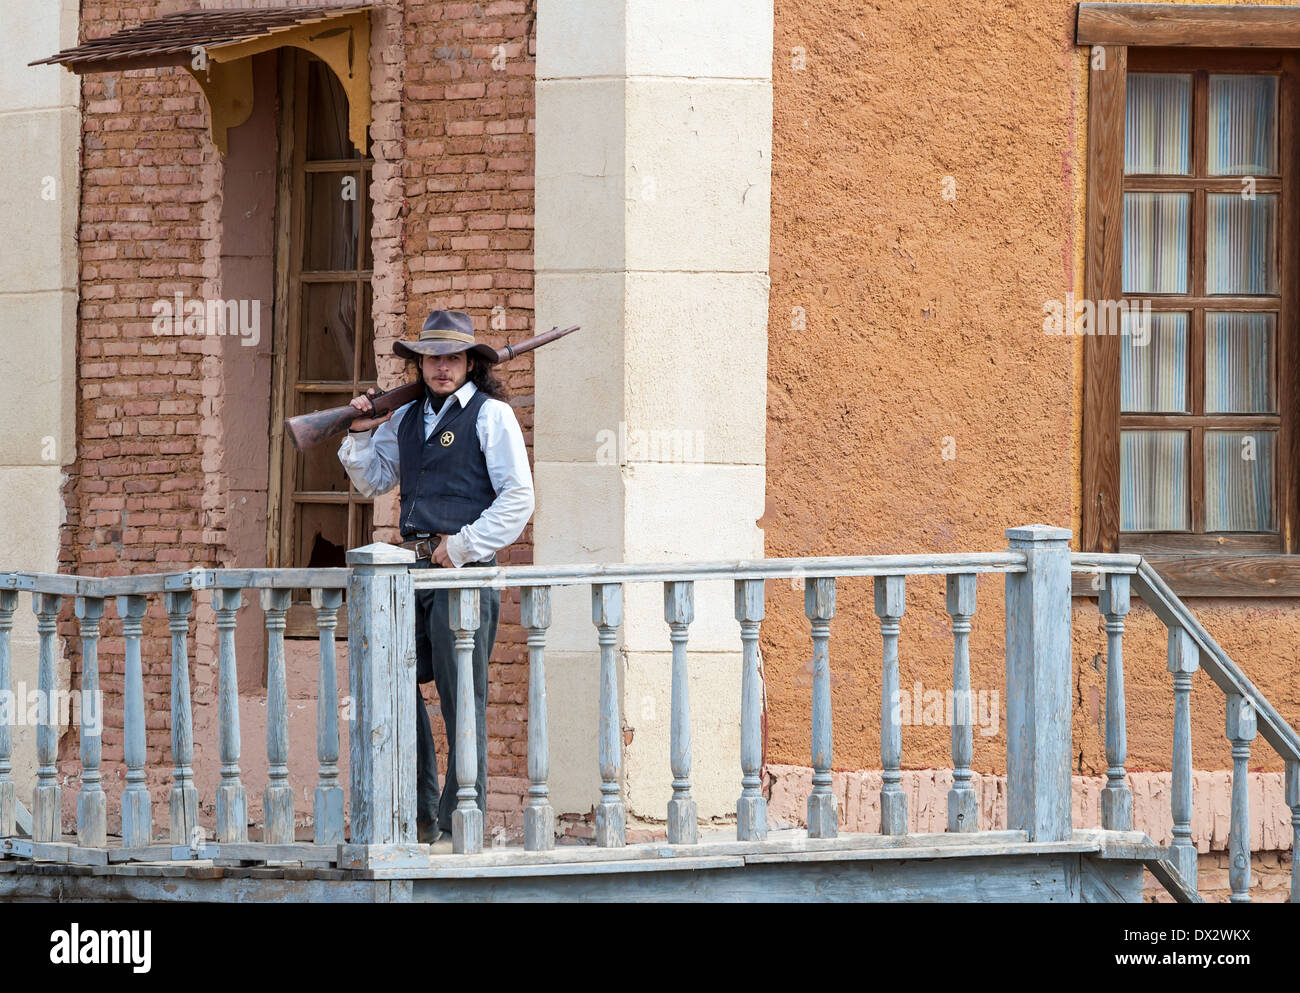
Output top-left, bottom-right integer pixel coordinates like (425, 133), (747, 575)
(400, 534), (495, 568)
(400, 534), (440, 562)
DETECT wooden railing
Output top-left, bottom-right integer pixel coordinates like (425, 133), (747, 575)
(1074, 551), (1300, 903)
(406, 538), (1032, 853)
(0, 565), (358, 863)
(0, 526), (1297, 900)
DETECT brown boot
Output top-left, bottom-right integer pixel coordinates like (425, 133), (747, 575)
(417, 820), (437, 844)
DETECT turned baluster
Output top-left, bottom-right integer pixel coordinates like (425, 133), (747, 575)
(0, 590), (19, 837)
(735, 578), (766, 841)
(806, 577), (837, 839)
(165, 590), (198, 844)
(262, 589), (293, 845)
(1226, 693), (1256, 903)
(1167, 628), (1198, 889)
(313, 589), (344, 846)
(945, 574), (977, 832)
(665, 580), (697, 845)
(214, 588), (247, 843)
(117, 595), (151, 847)
(75, 597), (107, 848)
(449, 587), (483, 854)
(521, 586), (555, 852)
(1099, 574), (1132, 831)
(875, 575), (907, 836)
(593, 583), (625, 847)
(32, 593), (61, 842)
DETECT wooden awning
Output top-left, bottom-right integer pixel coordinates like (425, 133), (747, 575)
(30, 3), (373, 155)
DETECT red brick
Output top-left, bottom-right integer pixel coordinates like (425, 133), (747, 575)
(60, 0), (539, 801)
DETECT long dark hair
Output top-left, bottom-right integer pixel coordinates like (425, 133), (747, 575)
(406, 352), (509, 402)
(466, 353), (509, 401)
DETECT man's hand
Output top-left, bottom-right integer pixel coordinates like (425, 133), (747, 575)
(432, 535), (454, 568)
(348, 388), (393, 432)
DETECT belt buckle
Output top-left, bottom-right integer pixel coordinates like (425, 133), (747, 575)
(414, 538), (432, 560)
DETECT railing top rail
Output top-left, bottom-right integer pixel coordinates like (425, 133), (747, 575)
(408, 552), (1029, 590)
(0, 568), (350, 598)
(1070, 552), (1300, 763)
(195, 568), (351, 590)
(0, 572), (81, 596)
(0, 553), (1026, 598)
(1131, 559), (1300, 766)
(1069, 552), (1143, 575)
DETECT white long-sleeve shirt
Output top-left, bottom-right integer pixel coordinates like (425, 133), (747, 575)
(337, 380), (534, 568)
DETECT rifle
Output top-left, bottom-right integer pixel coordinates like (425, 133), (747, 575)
(283, 324), (580, 451)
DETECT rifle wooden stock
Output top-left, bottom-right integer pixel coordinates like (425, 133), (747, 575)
(283, 325), (579, 451)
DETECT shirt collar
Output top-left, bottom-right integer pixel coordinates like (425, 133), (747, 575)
(424, 379), (478, 415)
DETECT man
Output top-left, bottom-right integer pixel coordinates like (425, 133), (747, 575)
(338, 310), (534, 847)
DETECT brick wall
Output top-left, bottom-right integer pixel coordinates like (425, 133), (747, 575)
(1145, 851), (1295, 904)
(55, 0), (539, 839)
(389, 0), (538, 833)
(58, 0), (221, 820)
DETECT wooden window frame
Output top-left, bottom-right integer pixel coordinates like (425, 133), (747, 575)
(268, 50), (376, 634)
(1080, 6), (1300, 596)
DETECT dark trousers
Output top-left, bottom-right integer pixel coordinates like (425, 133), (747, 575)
(413, 557), (499, 832)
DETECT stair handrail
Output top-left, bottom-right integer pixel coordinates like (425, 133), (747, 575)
(1129, 559), (1300, 765)
(1074, 551), (1300, 902)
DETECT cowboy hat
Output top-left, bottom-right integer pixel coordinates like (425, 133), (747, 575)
(393, 310), (501, 364)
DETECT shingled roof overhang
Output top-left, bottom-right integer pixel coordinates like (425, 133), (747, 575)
(30, 3), (374, 155)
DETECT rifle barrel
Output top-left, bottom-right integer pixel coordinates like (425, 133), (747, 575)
(283, 324), (579, 451)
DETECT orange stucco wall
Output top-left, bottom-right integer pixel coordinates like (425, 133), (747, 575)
(761, 0), (1300, 778)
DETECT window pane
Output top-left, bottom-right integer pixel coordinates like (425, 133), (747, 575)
(1208, 75), (1277, 176)
(359, 283), (376, 382)
(304, 172), (361, 272)
(294, 391), (354, 493)
(1121, 311), (1187, 413)
(1125, 73), (1191, 175)
(300, 283), (357, 382)
(353, 502), (374, 550)
(1206, 193), (1277, 295)
(1121, 430), (1188, 531)
(1205, 431), (1275, 531)
(362, 169), (374, 271)
(1123, 193), (1189, 293)
(1205, 312), (1275, 414)
(305, 60), (360, 161)
(296, 503), (349, 569)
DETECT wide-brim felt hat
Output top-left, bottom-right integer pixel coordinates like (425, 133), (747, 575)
(393, 310), (501, 364)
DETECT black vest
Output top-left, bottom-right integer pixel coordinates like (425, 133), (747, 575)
(397, 388), (496, 539)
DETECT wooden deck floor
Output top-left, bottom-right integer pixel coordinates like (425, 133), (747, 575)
(0, 829), (1177, 902)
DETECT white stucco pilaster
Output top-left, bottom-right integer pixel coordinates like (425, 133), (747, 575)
(0, 1), (81, 799)
(534, 1), (772, 822)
